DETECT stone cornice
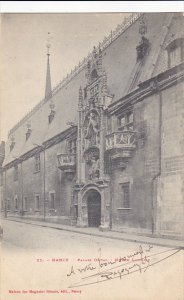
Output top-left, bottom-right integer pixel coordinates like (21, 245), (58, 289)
(3, 126), (77, 170)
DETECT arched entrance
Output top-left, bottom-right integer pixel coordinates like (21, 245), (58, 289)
(87, 189), (101, 227)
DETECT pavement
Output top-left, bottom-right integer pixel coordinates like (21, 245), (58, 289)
(2, 216), (184, 249)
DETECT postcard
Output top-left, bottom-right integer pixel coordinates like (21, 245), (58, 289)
(0, 5), (184, 300)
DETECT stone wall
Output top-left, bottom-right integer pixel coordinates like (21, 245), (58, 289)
(110, 79), (184, 239)
(111, 93), (160, 234)
(3, 139), (74, 224)
(155, 80), (184, 238)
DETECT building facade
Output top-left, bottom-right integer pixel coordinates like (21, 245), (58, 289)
(1, 13), (184, 239)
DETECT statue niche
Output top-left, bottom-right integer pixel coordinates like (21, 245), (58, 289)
(88, 157), (100, 180)
(91, 69), (98, 82)
(84, 149), (100, 181)
(84, 111), (100, 148)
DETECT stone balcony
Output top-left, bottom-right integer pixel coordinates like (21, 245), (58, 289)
(57, 153), (76, 175)
(105, 130), (136, 164)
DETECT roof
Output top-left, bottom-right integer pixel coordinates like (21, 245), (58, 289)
(3, 12), (184, 166)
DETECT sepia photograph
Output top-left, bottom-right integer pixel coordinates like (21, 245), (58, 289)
(0, 3), (184, 300)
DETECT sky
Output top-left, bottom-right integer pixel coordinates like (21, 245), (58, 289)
(0, 13), (130, 142)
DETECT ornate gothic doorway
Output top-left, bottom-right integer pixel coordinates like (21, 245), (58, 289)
(87, 190), (101, 227)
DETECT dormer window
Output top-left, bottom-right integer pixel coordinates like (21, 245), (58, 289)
(26, 130), (31, 141)
(48, 110), (55, 124)
(10, 136), (15, 151)
(167, 38), (184, 68)
(26, 123), (32, 140)
(10, 142), (15, 152)
(136, 36), (150, 61)
(137, 15), (149, 61)
(48, 100), (55, 124)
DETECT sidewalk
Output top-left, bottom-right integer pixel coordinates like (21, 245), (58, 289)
(2, 216), (184, 249)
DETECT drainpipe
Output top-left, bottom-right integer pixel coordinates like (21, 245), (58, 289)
(20, 160), (24, 217)
(151, 80), (162, 235)
(109, 116), (116, 231)
(109, 158), (113, 230)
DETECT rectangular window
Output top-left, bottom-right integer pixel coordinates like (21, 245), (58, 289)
(14, 165), (18, 181)
(107, 117), (112, 134)
(118, 112), (133, 131)
(67, 139), (77, 154)
(35, 195), (40, 211)
(7, 199), (10, 211)
(0, 172), (3, 186)
(68, 140), (73, 154)
(128, 112), (133, 124)
(119, 182), (130, 208)
(14, 197), (18, 210)
(119, 116), (126, 128)
(24, 197), (28, 211)
(74, 205), (78, 218)
(50, 192), (55, 209)
(34, 155), (40, 172)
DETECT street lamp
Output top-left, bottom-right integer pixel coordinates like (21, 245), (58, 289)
(33, 143), (46, 221)
(13, 156), (24, 217)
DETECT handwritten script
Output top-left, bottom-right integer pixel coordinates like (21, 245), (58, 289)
(66, 245), (181, 288)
